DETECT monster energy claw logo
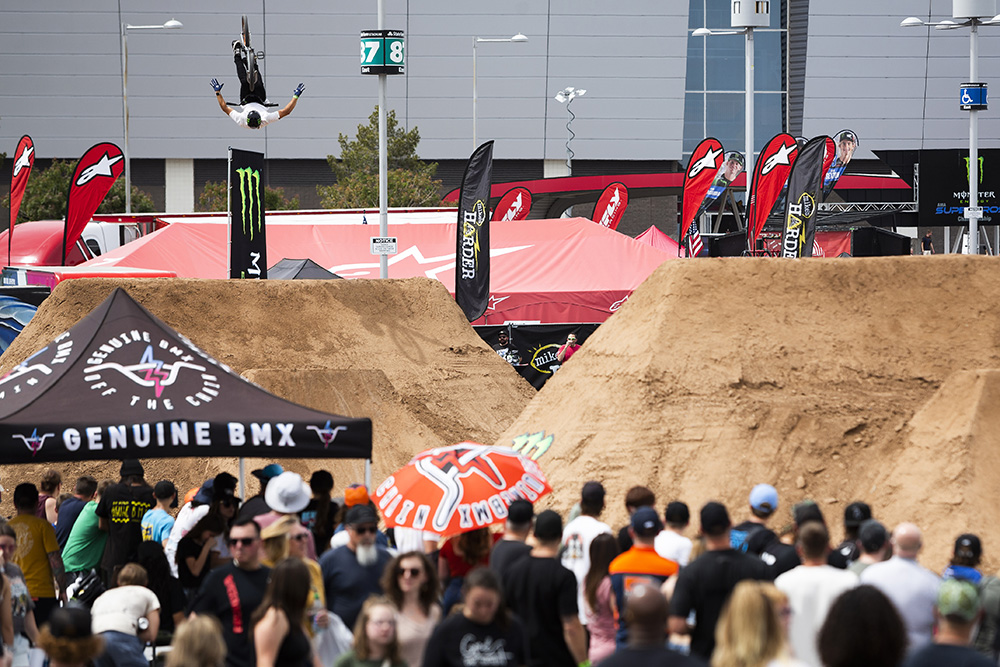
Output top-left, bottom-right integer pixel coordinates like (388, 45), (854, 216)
(236, 167), (263, 240)
(965, 157), (985, 185)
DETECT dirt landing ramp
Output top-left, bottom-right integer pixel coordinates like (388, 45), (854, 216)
(497, 255), (1000, 570)
(0, 278), (534, 511)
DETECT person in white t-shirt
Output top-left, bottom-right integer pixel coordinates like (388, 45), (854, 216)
(561, 481), (612, 625)
(90, 563), (161, 667)
(775, 521), (858, 666)
(654, 501), (693, 567)
(211, 41), (303, 130)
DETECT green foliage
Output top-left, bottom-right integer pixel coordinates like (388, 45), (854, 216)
(319, 106), (451, 208)
(1, 159), (154, 220)
(196, 180), (300, 212)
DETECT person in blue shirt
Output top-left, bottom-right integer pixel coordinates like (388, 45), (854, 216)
(141, 481), (178, 547)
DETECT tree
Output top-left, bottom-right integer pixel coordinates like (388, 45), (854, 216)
(196, 180), (300, 212)
(2, 159), (154, 221)
(317, 107), (451, 208)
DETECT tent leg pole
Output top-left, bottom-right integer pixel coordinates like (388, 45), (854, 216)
(238, 458), (246, 502)
(365, 459), (372, 491)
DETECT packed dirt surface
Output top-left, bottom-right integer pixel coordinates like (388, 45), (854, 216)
(497, 255), (1000, 571)
(0, 277), (535, 513)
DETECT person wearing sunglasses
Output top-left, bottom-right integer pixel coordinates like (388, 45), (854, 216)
(319, 505), (392, 630)
(189, 518), (270, 667)
(260, 516), (329, 633)
(380, 552), (442, 667)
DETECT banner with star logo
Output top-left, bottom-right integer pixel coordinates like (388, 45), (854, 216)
(64, 143), (124, 264)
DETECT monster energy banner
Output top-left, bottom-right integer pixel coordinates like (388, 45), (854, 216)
(455, 141), (494, 322)
(229, 148), (267, 279)
(917, 148), (1000, 226)
(781, 136), (830, 258)
(475, 323), (599, 389)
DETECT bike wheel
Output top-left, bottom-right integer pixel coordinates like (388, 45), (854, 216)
(241, 15), (251, 49)
(246, 48), (258, 92)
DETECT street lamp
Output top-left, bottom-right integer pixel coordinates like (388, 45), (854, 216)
(472, 33), (528, 149)
(692, 2), (770, 204)
(902, 1), (1000, 254)
(121, 18), (183, 214)
(554, 87), (587, 173)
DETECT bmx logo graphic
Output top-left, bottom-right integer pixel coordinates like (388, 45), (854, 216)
(307, 420), (348, 449)
(236, 167), (263, 240)
(13, 429), (55, 457)
(416, 445), (508, 533)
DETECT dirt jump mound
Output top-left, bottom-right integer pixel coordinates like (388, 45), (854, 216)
(0, 277), (534, 509)
(498, 255), (1000, 570)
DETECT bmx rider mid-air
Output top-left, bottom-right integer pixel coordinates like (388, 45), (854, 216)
(211, 40), (303, 129)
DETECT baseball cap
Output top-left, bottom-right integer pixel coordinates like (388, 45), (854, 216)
(955, 533), (983, 561)
(858, 520), (888, 553)
(120, 459), (144, 478)
(344, 484), (370, 508)
(793, 500), (825, 526)
(631, 506), (663, 537)
(838, 130), (858, 144)
(534, 509), (563, 541)
(700, 501), (731, 535)
(251, 463), (284, 481)
(507, 499), (534, 525)
(749, 484), (779, 513)
(844, 502), (872, 528)
(937, 579), (981, 622)
(345, 504), (379, 526)
(154, 480), (178, 508)
(581, 481), (606, 505)
(193, 479), (214, 505)
(664, 501), (690, 525)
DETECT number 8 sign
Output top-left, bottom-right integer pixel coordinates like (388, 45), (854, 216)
(360, 30), (405, 75)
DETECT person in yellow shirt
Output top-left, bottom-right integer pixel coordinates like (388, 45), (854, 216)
(8, 483), (64, 627)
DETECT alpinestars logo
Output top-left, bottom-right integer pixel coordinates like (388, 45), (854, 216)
(76, 153), (123, 186)
(689, 147), (723, 177)
(13, 428), (55, 457)
(460, 200), (487, 280)
(13, 145), (34, 177)
(762, 142), (796, 175)
(236, 167), (263, 240)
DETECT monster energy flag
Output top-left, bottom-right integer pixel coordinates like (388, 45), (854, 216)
(781, 136), (830, 258)
(455, 141), (494, 322)
(229, 148), (267, 279)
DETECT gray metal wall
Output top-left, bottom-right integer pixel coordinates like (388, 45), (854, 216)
(0, 1), (688, 162)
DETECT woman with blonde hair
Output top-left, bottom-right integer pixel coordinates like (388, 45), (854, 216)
(335, 596), (406, 667)
(166, 615), (226, 667)
(712, 580), (807, 667)
(260, 516), (328, 631)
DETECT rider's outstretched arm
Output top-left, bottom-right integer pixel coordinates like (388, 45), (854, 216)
(210, 78), (233, 115)
(278, 83), (305, 119)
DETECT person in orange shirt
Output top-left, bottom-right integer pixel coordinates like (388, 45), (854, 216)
(609, 506), (678, 647)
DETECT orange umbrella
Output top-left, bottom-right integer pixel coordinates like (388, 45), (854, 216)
(374, 442), (552, 538)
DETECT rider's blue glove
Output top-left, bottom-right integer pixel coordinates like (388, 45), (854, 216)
(293, 83), (305, 98)
(210, 78), (224, 93)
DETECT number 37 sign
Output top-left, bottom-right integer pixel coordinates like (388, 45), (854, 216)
(360, 30), (405, 75)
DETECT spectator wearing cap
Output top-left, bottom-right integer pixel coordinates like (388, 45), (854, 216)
(655, 501), (693, 567)
(775, 521), (859, 667)
(9, 483), (64, 627)
(848, 519), (890, 577)
(490, 499), (534, 582)
(616, 486), (656, 552)
(860, 522), (941, 654)
(760, 500), (848, 576)
(598, 582), (702, 667)
(253, 471), (321, 561)
(319, 504), (393, 629)
(330, 484), (391, 551)
(903, 579), (995, 667)
(237, 463), (283, 522)
(54, 476), (98, 550)
(561, 481), (612, 626)
(95, 459), (155, 588)
(835, 501), (871, 565)
(943, 533), (1000, 659)
(140, 481), (178, 547)
(668, 501), (770, 661)
(731, 484), (780, 556)
(504, 510), (587, 667)
(610, 506), (678, 647)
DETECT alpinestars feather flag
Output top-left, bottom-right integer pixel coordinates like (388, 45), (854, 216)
(747, 133), (798, 252)
(8, 135), (35, 264)
(455, 141), (495, 322)
(822, 130), (857, 200)
(592, 182), (629, 230)
(781, 136), (831, 258)
(64, 142), (124, 264)
(681, 138), (725, 255)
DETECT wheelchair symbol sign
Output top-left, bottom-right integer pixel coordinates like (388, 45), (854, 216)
(963, 90), (974, 104)
(960, 84), (987, 110)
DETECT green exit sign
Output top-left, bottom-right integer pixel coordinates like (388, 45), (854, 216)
(360, 30), (405, 75)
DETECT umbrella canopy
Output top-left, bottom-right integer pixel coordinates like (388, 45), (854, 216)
(0, 287), (372, 464)
(374, 442), (552, 537)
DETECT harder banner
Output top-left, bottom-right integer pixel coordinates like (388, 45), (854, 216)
(229, 148), (267, 279)
(681, 138), (724, 241)
(781, 136), (830, 258)
(9, 135), (35, 264)
(822, 130), (859, 200)
(592, 182), (629, 230)
(64, 142), (123, 265)
(748, 133), (798, 251)
(455, 141), (494, 322)
(491, 187), (531, 222)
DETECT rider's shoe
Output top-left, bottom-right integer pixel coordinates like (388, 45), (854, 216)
(232, 40), (243, 55)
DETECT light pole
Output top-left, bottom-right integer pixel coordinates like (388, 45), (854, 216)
(693, 2), (770, 205)
(472, 33), (527, 149)
(554, 87), (587, 174)
(902, 1), (1000, 255)
(121, 18), (182, 214)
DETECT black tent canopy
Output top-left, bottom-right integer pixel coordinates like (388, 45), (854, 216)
(0, 288), (371, 464)
(267, 258), (342, 280)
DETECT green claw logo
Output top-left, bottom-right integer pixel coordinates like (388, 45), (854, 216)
(510, 431), (554, 461)
(236, 167), (263, 240)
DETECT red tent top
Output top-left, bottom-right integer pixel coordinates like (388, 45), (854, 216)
(79, 217), (674, 324)
(634, 226), (681, 255)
